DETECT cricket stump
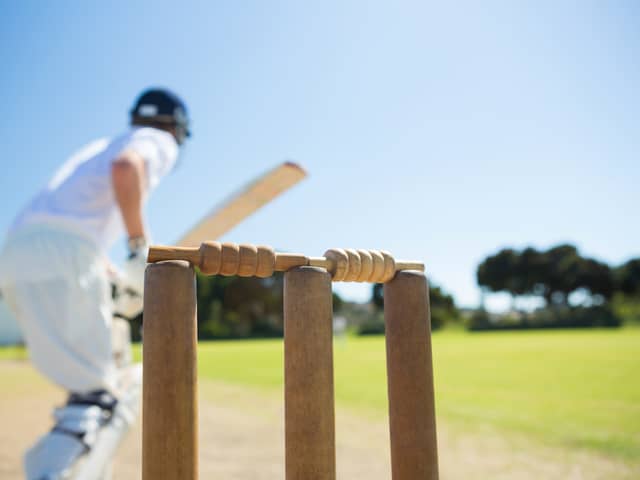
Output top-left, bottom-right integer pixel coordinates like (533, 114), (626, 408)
(142, 261), (198, 480)
(384, 270), (439, 480)
(284, 266), (336, 480)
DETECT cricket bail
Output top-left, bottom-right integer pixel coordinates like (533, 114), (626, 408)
(148, 243), (424, 283)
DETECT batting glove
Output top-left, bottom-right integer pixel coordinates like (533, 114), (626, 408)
(121, 237), (149, 295)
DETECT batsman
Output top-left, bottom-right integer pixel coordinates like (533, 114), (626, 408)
(0, 88), (191, 479)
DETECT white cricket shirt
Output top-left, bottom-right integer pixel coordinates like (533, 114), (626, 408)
(11, 127), (178, 251)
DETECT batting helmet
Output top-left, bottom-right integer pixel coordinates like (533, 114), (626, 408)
(130, 88), (191, 145)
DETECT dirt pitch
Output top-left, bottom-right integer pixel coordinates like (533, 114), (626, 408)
(0, 361), (636, 479)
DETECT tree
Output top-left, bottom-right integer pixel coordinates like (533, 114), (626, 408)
(332, 292), (344, 313)
(195, 272), (285, 339)
(576, 258), (614, 302)
(476, 249), (519, 295)
(192, 271), (346, 339)
(372, 283), (384, 309)
(371, 282), (458, 329)
(477, 244), (614, 308)
(616, 259), (640, 296)
(542, 244), (582, 305)
(513, 247), (545, 296)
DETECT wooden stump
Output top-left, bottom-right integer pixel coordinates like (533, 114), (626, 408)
(384, 270), (439, 479)
(284, 266), (336, 480)
(142, 261), (198, 480)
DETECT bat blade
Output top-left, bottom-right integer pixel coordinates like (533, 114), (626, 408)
(177, 161), (307, 247)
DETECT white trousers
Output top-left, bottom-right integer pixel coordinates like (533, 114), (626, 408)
(0, 224), (117, 393)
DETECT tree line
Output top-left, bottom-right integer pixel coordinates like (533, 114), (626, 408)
(477, 244), (640, 305)
(472, 244), (640, 330)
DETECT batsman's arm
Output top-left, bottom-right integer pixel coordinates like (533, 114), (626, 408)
(112, 150), (149, 311)
(112, 150), (147, 240)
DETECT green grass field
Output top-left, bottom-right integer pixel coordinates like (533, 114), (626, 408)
(4, 328), (638, 462)
(133, 328), (640, 461)
(0, 346), (27, 361)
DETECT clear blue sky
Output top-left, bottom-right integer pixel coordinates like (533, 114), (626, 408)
(1, 1), (638, 309)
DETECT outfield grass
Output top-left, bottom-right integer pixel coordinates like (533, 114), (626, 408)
(432, 329), (639, 460)
(4, 328), (638, 461)
(0, 345), (27, 360)
(136, 328), (639, 461)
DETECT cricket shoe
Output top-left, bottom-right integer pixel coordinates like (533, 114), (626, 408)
(25, 364), (142, 480)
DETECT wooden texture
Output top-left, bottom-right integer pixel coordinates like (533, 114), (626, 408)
(148, 243), (424, 282)
(177, 161), (306, 247)
(143, 261), (198, 480)
(384, 271), (439, 480)
(284, 267), (336, 480)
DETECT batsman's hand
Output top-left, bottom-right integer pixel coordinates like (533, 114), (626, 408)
(121, 239), (149, 295)
(106, 242), (146, 320)
(111, 239), (148, 319)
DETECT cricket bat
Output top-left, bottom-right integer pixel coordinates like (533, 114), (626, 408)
(177, 161), (307, 247)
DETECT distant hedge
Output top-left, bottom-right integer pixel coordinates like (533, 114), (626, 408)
(467, 305), (621, 331)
